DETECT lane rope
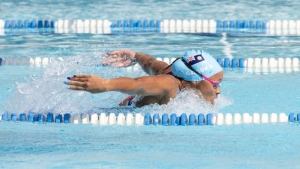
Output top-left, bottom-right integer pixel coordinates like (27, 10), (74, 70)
(0, 112), (297, 126)
(0, 57), (299, 69)
(1, 19), (300, 35)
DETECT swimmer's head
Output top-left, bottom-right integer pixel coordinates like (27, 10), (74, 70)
(171, 50), (222, 81)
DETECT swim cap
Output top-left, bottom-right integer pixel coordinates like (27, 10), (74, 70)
(171, 50), (222, 81)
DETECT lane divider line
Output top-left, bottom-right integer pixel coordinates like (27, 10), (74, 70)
(0, 112), (297, 126)
(0, 57), (299, 70)
(1, 19), (300, 35)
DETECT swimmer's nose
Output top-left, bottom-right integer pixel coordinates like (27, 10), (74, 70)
(216, 86), (221, 95)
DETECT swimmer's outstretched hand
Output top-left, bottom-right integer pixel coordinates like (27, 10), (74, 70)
(102, 49), (136, 68)
(65, 75), (107, 94)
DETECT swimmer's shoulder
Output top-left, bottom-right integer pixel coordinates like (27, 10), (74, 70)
(156, 73), (178, 80)
(155, 74), (180, 88)
(154, 74), (181, 98)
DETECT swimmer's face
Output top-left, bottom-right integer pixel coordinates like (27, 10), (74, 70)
(197, 71), (223, 104)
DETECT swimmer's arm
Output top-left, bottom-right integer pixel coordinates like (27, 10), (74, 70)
(135, 52), (169, 75)
(106, 76), (175, 95)
(67, 75), (177, 96)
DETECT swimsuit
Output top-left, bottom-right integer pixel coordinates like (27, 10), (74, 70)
(126, 96), (135, 106)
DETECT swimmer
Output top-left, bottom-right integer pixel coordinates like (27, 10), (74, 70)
(65, 49), (223, 107)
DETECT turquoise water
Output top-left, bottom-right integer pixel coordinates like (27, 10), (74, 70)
(1, 0), (300, 20)
(1, 0), (300, 168)
(1, 122), (300, 168)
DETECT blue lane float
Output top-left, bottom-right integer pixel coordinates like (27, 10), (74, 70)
(217, 58), (222, 66)
(50, 20), (55, 28)
(150, 20), (155, 28)
(55, 114), (62, 123)
(28, 113), (34, 122)
(143, 20), (148, 28)
(198, 114), (205, 125)
(24, 20), (29, 28)
(38, 20), (43, 28)
(4, 20), (10, 29)
(11, 20), (17, 29)
(170, 114), (176, 126)
(175, 116), (181, 125)
(11, 113), (17, 121)
(180, 113), (187, 126)
(153, 113), (160, 125)
(144, 113), (151, 125)
(38, 114), (44, 122)
(206, 113), (213, 125)
(47, 112), (53, 122)
(288, 113), (295, 122)
(189, 114), (196, 125)
(64, 113), (70, 123)
(33, 114), (38, 122)
(162, 113), (169, 126)
(230, 20), (235, 28)
(44, 20), (50, 28)
(17, 20), (23, 28)
(116, 20), (122, 27)
(236, 21), (241, 29)
(238, 58), (244, 68)
(2, 112), (8, 121)
(231, 58), (237, 68)
(249, 20), (255, 28)
(20, 113), (26, 121)
(123, 20), (128, 27)
(224, 58), (230, 68)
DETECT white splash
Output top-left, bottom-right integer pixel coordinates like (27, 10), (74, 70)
(135, 89), (233, 116)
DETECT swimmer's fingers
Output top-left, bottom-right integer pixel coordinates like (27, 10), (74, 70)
(103, 51), (123, 58)
(67, 75), (91, 82)
(68, 86), (85, 91)
(101, 57), (124, 65)
(101, 58), (130, 66)
(66, 81), (86, 86)
(105, 50), (135, 59)
(112, 62), (126, 68)
(67, 81), (88, 91)
(69, 77), (88, 82)
(71, 75), (90, 78)
(112, 60), (132, 68)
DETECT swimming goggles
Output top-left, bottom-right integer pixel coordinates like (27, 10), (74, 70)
(167, 57), (221, 89)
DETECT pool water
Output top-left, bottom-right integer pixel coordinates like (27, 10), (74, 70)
(1, 122), (300, 168)
(1, 0), (300, 20)
(1, 0), (300, 168)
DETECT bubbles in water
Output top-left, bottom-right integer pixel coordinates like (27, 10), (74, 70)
(4, 52), (233, 116)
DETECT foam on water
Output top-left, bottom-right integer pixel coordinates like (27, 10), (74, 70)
(4, 52), (233, 116)
(134, 89), (233, 116)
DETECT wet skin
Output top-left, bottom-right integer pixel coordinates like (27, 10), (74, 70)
(119, 71), (223, 107)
